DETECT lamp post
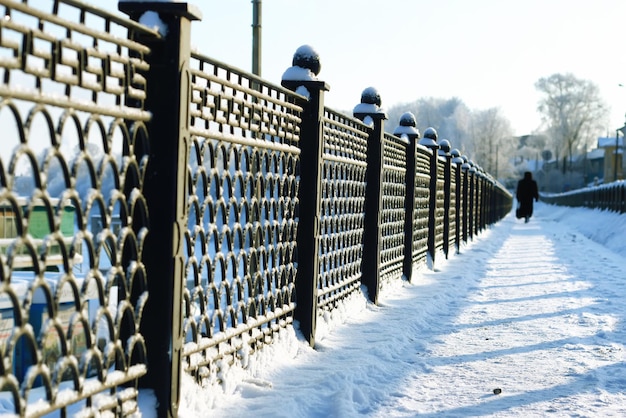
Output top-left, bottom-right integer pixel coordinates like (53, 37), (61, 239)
(252, 0), (262, 76)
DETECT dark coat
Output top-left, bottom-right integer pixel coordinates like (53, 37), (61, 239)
(516, 172), (538, 218)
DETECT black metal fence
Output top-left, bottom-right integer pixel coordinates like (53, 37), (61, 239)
(0, 1), (512, 416)
(540, 181), (626, 213)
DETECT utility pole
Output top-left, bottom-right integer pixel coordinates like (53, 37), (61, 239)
(252, 0), (261, 76)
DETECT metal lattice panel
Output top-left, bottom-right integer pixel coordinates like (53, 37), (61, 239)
(317, 109), (368, 309)
(435, 158), (446, 252)
(412, 146), (431, 265)
(380, 133), (408, 282)
(183, 52), (301, 382)
(0, 0), (152, 415)
(473, 177), (483, 234)
(448, 164), (458, 251)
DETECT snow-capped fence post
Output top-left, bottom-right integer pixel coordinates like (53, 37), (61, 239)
(438, 140), (452, 259)
(482, 172), (491, 232)
(451, 149), (464, 253)
(419, 128), (440, 269)
(353, 87), (387, 303)
(467, 160), (477, 240)
(120, 3), (201, 417)
(477, 167), (486, 234)
(488, 177), (497, 226)
(484, 174), (495, 229)
(474, 167), (484, 234)
(461, 156), (471, 243)
(393, 113), (420, 282)
(482, 173), (490, 227)
(281, 45), (329, 347)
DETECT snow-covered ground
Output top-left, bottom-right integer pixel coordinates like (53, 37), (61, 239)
(141, 201), (626, 417)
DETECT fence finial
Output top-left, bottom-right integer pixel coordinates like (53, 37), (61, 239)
(281, 45), (328, 99)
(451, 148), (464, 164)
(394, 112), (420, 139)
(292, 45), (321, 75)
(282, 45), (322, 82)
(420, 127), (438, 148)
(439, 139), (451, 155)
(353, 87), (386, 124)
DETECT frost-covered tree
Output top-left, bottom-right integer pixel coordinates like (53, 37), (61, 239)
(535, 73), (607, 171)
(468, 107), (514, 179)
(386, 98), (518, 181)
(386, 97), (471, 151)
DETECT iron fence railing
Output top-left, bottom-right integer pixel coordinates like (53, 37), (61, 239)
(0, 0), (156, 416)
(318, 109), (368, 312)
(0, 1), (513, 416)
(181, 50), (302, 386)
(540, 181), (625, 213)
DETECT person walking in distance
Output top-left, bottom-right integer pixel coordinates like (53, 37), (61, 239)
(516, 171), (538, 223)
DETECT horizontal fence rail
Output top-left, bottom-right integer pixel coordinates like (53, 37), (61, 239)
(0, 1), (513, 416)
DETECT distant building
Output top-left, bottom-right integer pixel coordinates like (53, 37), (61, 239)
(586, 147), (605, 184)
(597, 137), (624, 182)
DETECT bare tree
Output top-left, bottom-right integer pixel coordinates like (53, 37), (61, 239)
(386, 99), (518, 181)
(386, 97), (471, 151)
(468, 107), (515, 179)
(535, 73), (607, 171)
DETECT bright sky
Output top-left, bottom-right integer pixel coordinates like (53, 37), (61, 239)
(183, 0), (626, 137)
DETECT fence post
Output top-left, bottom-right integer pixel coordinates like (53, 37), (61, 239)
(477, 169), (485, 233)
(451, 149), (464, 253)
(438, 139), (451, 259)
(468, 161), (476, 240)
(485, 176), (492, 226)
(354, 87), (387, 304)
(487, 177), (493, 225)
(461, 156), (470, 243)
(393, 113), (420, 282)
(419, 128), (439, 269)
(281, 46), (329, 347)
(475, 169), (483, 233)
(119, 3), (201, 417)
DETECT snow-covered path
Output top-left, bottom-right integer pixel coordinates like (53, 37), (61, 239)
(178, 203), (626, 417)
(371, 215), (626, 417)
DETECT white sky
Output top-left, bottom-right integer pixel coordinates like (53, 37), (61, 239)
(188, 0), (626, 136)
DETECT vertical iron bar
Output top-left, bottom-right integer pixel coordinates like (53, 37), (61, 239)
(462, 163), (469, 243)
(401, 131), (418, 282)
(452, 151), (464, 254)
(282, 78), (328, 347)
(355, 96), (386, 304)
(419, 128), (439, 269)
(438, 141), (451, 259)
(393, 112), (419, 283)
(454, 164), (462, 253)
(120, 3), (201, 417)
(427, 152), (437, 265)
(468, 169), (475, 240)
(476, 176), (485, 235)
